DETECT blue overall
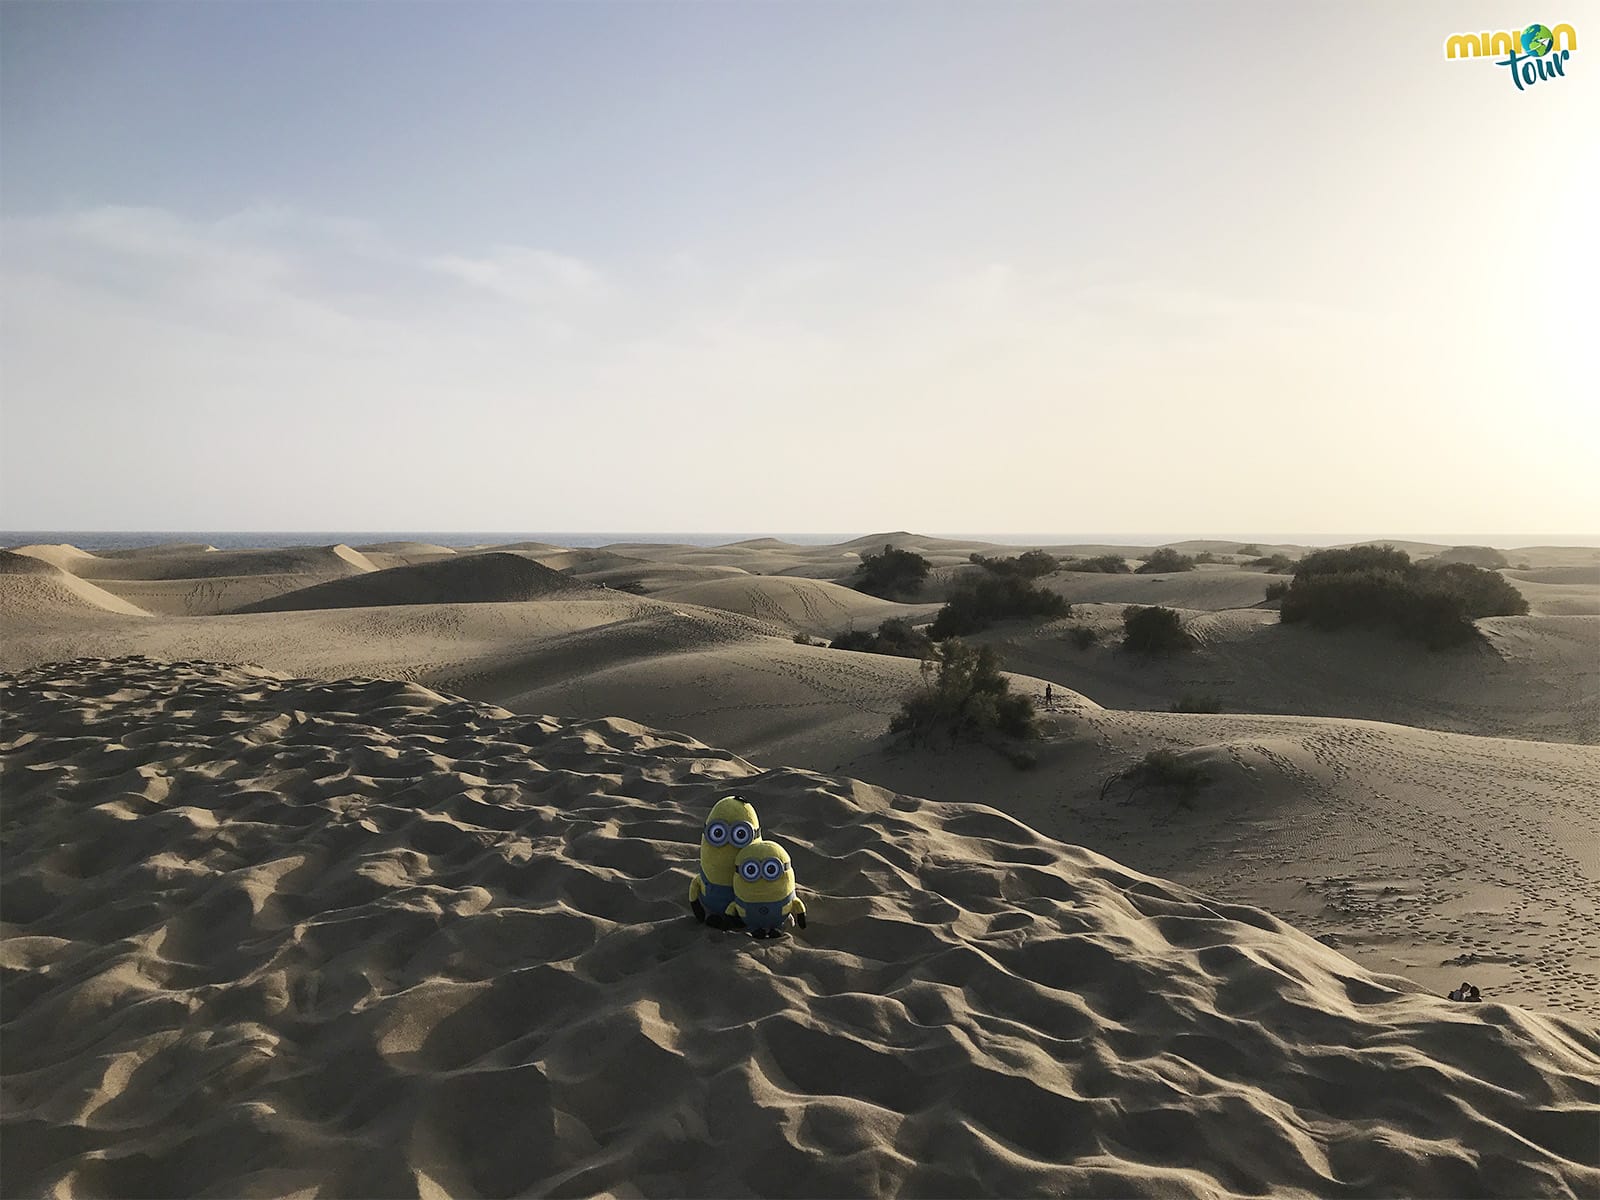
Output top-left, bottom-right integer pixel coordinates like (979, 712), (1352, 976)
(699, 872), (737, 918)
(737, 890), (796, 932)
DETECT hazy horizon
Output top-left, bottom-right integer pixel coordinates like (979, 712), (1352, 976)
(3, 1), (1593, 532)
(6, 529), (1600, 553)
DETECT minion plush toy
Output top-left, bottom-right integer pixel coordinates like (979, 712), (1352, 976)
(688, 796), (760, 929)
(726, 839), (807, 938)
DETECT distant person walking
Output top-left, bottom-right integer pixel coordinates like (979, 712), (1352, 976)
(1044, 684), (1054, 711)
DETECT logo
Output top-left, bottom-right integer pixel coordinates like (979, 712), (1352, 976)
(1444, 21), (1576, 90)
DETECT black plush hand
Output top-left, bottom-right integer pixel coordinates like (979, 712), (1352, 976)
(795, 910), (807, 929)
(690, 898), (706, 923)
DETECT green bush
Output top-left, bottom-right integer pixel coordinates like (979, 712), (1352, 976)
(830, 617), (935, 659)
(1062, 554), (1131, 574)
(929, 574), (1071, 638)
(890, 639), (1037, 747)
(1121, 605), (1193, 654)
(1099, 749), (1213, 807)
(852, 544), (930, 599)
(1193, 551), (1219, 564)
(1170, 692), (1222, 713)
(1294, 544), (1412, 579)
(1264, 580), (1289, 602)
(970, 550), (1058, 579)
(1431, 545), (1510, 569)
(1136, 548), (1196, 574)
(1248, 554), (1295, 572)
(1277, 546), (1527, 649)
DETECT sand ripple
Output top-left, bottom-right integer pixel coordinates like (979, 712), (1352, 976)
(2, 656), (1596, 1198)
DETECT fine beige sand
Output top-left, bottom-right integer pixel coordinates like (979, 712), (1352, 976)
(3, 657), (1597, 1198)
(3, 533), (1598, 1194)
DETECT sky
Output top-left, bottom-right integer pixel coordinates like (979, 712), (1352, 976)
(1, 1), (1595, 536)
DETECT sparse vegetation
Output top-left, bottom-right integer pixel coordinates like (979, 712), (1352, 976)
(1121, 605), (1193, 655)
(1248, 554), (1295, 573)
(1061, 554), (1132, 574)
(829, 617), (935, 659)
(1236, 544), (1263, 556)
(851, 544), (930, 600)
(793, 632), (820, 646)
(1430, 545), (1511, 569)
(929, 574), (1071, 638)
(1193, 551), (1219, 564)
(1264, 581), (1290, 602)
(1170, 692), (1223, 713)
(1277, 545), (1528, 649)
(1066, 625), (1098, 650)
(1136, 548), (1196, 574)
(969, 550), (1058, 579)
(890, 639), (1037, 749)
(1099, 749), (1213, 809)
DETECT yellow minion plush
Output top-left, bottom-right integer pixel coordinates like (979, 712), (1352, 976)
(725, 839), (806, 938)
(688, 796), (759, 928)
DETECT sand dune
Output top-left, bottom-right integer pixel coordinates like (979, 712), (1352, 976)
(353, 541), (460, 556)
(0, 571), (152, 622)
(8, 544), (104, 573)
(0, 550), (59, 576)
(3, 532), (1596, 1034)
(3, 656), (1595, 1198)
(652, 576), (937, 637)
(966, 605), (1599, 743)
(233, 552), (588, 614)
(27, 543), (380, 582)
(581, 561), (753, 592)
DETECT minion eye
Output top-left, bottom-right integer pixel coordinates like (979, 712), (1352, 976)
(706, 821), (729, 845)
(741, 861), (761, 880)
(762, 859), (782, 879)
(731, 823), (753, 845)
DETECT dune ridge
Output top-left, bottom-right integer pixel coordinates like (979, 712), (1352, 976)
(232, 552), (588, 614)
(2, 657), (1596, 1198)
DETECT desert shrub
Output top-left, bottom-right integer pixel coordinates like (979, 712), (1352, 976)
(829, 618), (936, 659)
(1263, 580), (1290, 601)
(1121, 605), (1193, 654)
(1430, 545), (1511, 569)
(1099, 749), (1212, 808)
(852, 544), (930, 599)
(1236, 544), (1263, 556)
(1516, 561), (1531, 571)
(929, 574), (1070, 638)
(1067, 625), (1097, 650)
(1293, 544), (1413, 580)
(1136, 548), (1196, 574)
(1278, 549), (1527, 649)
(1248, 554), (1295, 572)
(1193, 551), (1219, 564)
(1170, 692), (1222, 713)
(1062, 554), (1132, 574)
(970, 550), (1058, 579)
(793, 632), (819, 646)
(890, 639), (1037, 747)
(1136, 749), (1211, 788)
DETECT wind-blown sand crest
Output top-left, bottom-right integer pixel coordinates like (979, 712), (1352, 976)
(2, 657), (1596, 1198)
